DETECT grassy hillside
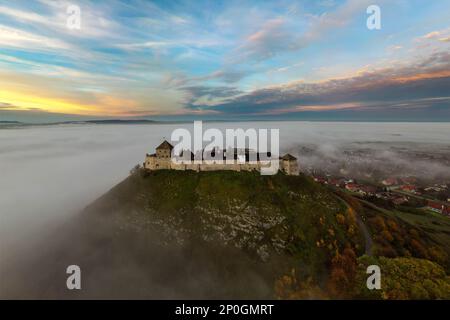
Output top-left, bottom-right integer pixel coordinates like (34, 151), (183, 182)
(81, 168), (363, 297)
(356, 199), (450, 271)
(6, 168), (449, 299)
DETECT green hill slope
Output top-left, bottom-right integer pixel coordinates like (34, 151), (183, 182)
(77, 169), (364, 298)
(4, 168), (449, 299)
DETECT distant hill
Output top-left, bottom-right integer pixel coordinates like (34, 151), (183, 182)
(0, 120), (23, 128)
(61, 119), (158, 125)
(0, 119), (160, 128)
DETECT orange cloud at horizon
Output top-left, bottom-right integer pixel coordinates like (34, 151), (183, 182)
(391, 70), (450, 83)
(0, 88), (219, 118)
(0, 68), (186, 117)
(0, 89), (104, 115)
(255, 103), (363, 115)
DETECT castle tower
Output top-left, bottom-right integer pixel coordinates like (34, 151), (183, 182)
(144, 140), (173, 170)
(280, 154), (299, 175)
(156, 140), (173, 159)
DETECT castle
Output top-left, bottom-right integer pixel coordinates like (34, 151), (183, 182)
(144, 140), (299, 175)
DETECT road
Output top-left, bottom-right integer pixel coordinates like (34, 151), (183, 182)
(354, 208), (373, 256)
(334, 194), (373, 256)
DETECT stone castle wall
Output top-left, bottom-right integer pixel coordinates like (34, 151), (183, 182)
(144, 155), (299, 175)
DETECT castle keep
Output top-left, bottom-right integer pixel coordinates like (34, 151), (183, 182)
(144, 140), (299, 175)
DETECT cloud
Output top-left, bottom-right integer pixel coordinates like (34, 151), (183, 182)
(181, 85), (243, 108)
(420, 28), (450, 42)
(196, 70), (248, 84)
(0, 67), (185, 116)
(0, 102), (13, 108)
(233, 18), (295, 62)
(0, 25), (73, 51)
(231, 0), (377, 63)
(0, 5), (53, 26)
(0, 2), (121, 40)
(0, 0), (448, 121)
(185, 50), (450, 117)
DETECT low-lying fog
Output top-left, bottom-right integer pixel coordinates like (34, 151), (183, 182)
(1, 121), (449, 297)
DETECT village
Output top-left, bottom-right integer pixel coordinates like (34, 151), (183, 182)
(311, 172), (450, 217)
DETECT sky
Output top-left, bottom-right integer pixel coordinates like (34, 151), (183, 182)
(0, 0), (449, 122)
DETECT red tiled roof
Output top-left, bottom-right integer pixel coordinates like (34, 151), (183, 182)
(383, 178), (398, 185)
(427, 201), (443, 211)
(345, 183), (359, 190)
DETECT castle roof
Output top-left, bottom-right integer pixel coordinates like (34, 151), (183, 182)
(156, 140), (174, 150)
(280, 154), (297, 161)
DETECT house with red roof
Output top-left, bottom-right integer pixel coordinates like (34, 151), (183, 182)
(382, 177), (398, 186)
(426, 201), (444, 214)
(400, 185), (419, 194)
(345, 183), (359, 192)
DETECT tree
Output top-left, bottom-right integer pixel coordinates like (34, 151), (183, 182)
(354, 256), (450, 299)
(327, 247), (357, 298)
(274, 269), (327, 299)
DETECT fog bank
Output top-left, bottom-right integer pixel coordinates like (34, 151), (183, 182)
(1, 121), (449, 297)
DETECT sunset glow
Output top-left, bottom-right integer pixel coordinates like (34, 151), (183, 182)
(0, 0), (449, 122)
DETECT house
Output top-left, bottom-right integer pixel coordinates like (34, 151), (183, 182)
(359, 185), (377, 196)
(426, 201), (444, 213)
(425, 186), (444, 192)
(392, 196), (408, 205)
(382, 177), (398, 186)
(345, 183), (359, 192)
(400, 185), (419, 194)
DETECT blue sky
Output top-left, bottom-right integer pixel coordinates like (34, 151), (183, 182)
(0, 0), (449, 122)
